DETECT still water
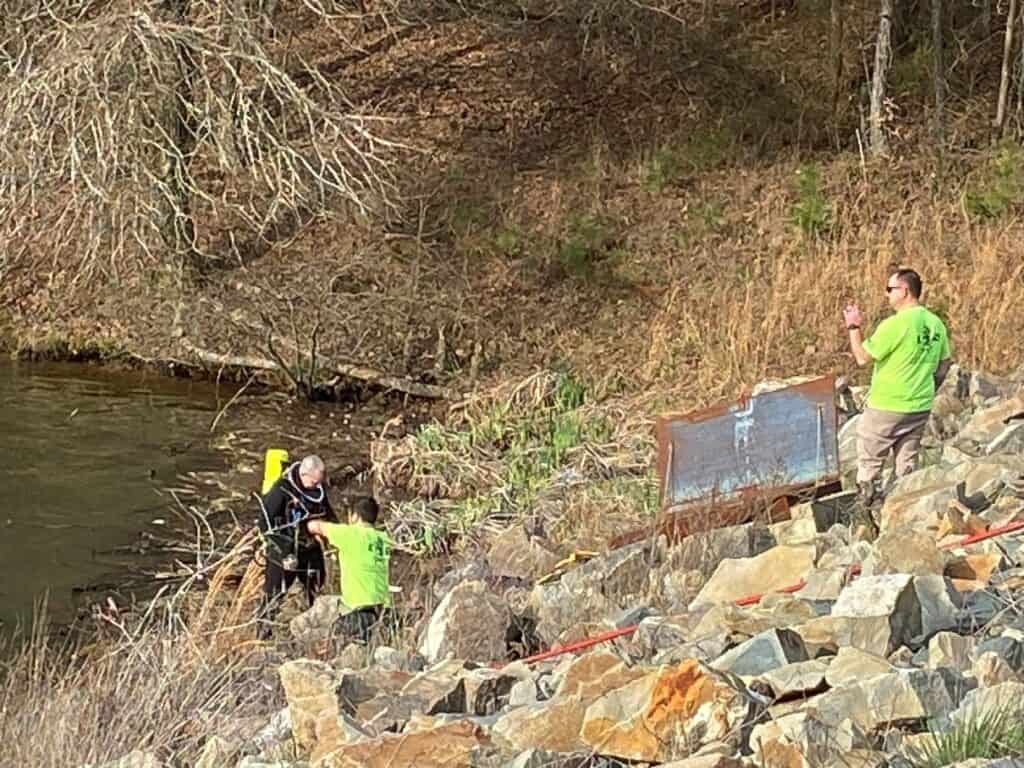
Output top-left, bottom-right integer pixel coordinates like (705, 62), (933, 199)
(0, 362), (224, 631)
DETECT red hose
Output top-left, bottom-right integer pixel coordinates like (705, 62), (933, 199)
(501, 519), (1024, 668)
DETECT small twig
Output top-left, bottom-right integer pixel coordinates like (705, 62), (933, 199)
(210, 371), (258, 433)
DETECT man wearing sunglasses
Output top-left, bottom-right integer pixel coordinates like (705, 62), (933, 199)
(842, 268), (951, 538)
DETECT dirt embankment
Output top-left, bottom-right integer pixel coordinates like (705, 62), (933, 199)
(4, 0), (1024, 415)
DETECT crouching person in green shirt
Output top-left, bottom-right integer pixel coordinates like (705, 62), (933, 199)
(307, 496), (392, 641)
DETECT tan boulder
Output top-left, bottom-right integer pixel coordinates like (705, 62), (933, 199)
(314, 719), (487, 768)
(690, 545), (816, 609)
(824, 647), (894, 688)
(580, 659), (747, 762)
(491, 652), (645, 754)
(927, 632), (975, 673)
(972, 651), (1018, 687)
(861, 527), (946, 577)
(487, 525), (561, 581)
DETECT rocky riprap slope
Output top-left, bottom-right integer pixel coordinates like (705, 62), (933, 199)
(86, 365), (1024, 768)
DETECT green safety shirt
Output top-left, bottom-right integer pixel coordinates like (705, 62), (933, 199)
(320, 523), (392, 608)
(863, 305), (951, 413)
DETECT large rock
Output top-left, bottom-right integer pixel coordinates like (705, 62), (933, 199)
(824, 646), (894, 688)
(528, 542), (655, 644)
(750, 712), (854, 768)
(462, 667), (521, 716)
(861, 527), (946, 577)
(974, 635), (1024, 673)
(690, 545), (816, 610)
(420, 580), (510, 664)
(956, 394), (1024, 446)
(579, 660), (748, 762)
(972, 652), (1018, 687)
(491, 652), (645, 754)
(279, 660), (340, 754)
(830, 574), (922, 656)
(709, 628), (808, 678)
(927, 632), (975, 672)
(811, 668), (966, 738)
(487, 525), (561, 581)
(314, 719), (488, 768)
(665, 523), (774, 578)
(913, 575), (961, 640)
(290, 595), (344, 645)
(951, 681), (1024, 724)
(757, 660), (829, 701)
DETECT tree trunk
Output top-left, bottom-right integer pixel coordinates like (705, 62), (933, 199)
(869, 0), (894, 157)
(982, 0), (992, 39)
(996, 0), (1020, 135)
(830, 0), (844, 126)
(162, 0), (201, 270)
(932, 0), (945, 146)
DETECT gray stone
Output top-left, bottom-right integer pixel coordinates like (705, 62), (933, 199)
(665, 522), (772, 578)
(528, 541), (655, 644)
(420, 580), (510, 664)
(434, 559), (492, 601)
(710, 628), (809, 678)
(796, 566), (848, 603)
(914, 575), (961, 641)
(289, 594), (343, 645)
(251, 708), (292, 755)
(831, 574), (922, 656)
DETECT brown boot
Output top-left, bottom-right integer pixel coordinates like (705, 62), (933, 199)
(852, 481), (880, 542)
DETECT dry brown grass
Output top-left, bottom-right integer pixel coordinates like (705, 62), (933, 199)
(0, 536), (276, 768)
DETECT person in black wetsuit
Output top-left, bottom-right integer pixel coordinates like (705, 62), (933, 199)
(256, 454), (337, 638)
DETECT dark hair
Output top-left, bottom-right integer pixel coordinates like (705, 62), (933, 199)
(893, 268), (923, 299)
(352, 496), (379, 524)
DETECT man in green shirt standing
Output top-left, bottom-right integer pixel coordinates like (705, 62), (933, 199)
(843, 268), (952, 535)
(307, 496), (392, 641)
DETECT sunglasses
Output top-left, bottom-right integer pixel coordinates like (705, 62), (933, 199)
(885, 285), (904, 293)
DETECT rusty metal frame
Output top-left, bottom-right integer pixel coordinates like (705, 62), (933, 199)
(610, 376), (841, 549)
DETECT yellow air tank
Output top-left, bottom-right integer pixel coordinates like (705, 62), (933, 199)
(261, 448), (290, 494)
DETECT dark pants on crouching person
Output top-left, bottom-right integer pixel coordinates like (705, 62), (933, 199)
(334, 605), (388, 643)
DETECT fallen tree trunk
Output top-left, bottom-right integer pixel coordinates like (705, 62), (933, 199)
(179, 338), (457, 400)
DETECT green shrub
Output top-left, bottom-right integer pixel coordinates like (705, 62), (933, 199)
(557, 214), (623, 278)
(904, 707), (1024, 768)
(791, 165), (831, 237)
(964, 146), (1024, 221)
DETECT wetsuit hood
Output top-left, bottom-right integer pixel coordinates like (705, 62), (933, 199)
(283, 462), (326, 507)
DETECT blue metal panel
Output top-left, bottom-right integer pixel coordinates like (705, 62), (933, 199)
(656, 377), (840, 511)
